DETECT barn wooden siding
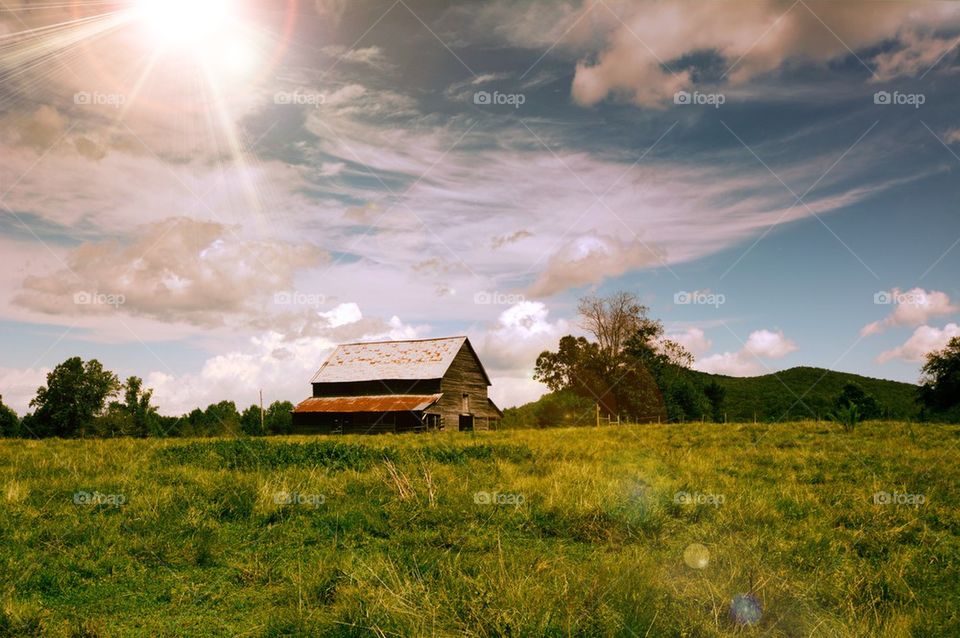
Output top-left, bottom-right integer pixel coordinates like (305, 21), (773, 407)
(428, 343), (501, 431)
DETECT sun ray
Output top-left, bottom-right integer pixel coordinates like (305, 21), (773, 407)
(0, 10), (132, 74)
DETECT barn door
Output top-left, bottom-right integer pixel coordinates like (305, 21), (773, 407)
(458, 414), (474, 431)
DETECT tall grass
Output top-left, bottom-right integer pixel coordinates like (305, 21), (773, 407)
(0, 421), (957, 636)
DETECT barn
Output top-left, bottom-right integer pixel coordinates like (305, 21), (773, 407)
(291, 336), (503, 434)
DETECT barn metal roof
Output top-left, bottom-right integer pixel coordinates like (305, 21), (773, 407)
(292, 394), (443, 413)
(310, 336), (486, 383)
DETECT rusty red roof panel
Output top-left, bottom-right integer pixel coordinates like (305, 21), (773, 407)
(292, 394), (443, 413)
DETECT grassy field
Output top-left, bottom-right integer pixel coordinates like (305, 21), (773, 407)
(0, 422), (958, 637)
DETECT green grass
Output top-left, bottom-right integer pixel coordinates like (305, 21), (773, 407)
(0, 422), (957, 636)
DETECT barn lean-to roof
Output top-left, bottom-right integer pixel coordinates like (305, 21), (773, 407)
(310, 336), (492, 385)
(293, 394), (443, 413)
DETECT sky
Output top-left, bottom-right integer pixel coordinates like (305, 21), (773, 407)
(1, 0), (959, 416)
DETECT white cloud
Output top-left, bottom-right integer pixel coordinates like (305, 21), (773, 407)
(576, 2), (960, 107)
(15, 217), (326, 326)
(695, 328), (798, 376)
(669, 327), (712, 357)
(527, 234), (664, 297)
(7, 105), (67, 150)
(861, 288), (957, 336)
(872, 31), (960, 81)
(0, 366), (50, 417)
(473, 301), (573, 407)
(0, 132), (317, 236)
(479, 301), (571, 375)
(744, 328), (800, 359)
(877, 323), (960, 364)
(457, 1), (960, 108)
(695, 351), (764, 377)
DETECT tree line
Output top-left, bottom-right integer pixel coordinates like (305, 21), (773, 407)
(0, 356), (293, 438)
(509, 292), (960, 427)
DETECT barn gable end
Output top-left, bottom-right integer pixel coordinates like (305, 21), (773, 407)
(428, 340), (501, 431)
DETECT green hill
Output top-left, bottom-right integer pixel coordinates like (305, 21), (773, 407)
(504, 366), (919, 426)
(689, 366), (919, 422)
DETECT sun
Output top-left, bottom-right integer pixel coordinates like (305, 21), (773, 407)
(135, 0), (232, 49)
(132, 0), (259, 75)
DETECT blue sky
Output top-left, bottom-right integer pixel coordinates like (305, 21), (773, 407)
(1, 0), (959, 414)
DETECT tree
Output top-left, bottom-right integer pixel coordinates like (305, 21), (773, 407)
(535, 336), (621, 416)
(834, 383), (880, 420)
(265, 401), (294, 435)
(919, 336), (960, 416)
(0, 398), (18, 437)
(535, 336), (604, 395)
(704, 381), (726, 422)
(99, 376), (160, 437)
(623, 324), (704, 422)
(240, 404), (265, 436)
(183, 408), (206, 436)
(29, 357), (120, 437)
(204, 400), (241, 435)
(125, 377), (160, 435)
(577, 292), (648, 359)
(535, 293), (677, 422)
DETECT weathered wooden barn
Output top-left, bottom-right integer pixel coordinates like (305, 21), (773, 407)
(291, 336), (502, 434)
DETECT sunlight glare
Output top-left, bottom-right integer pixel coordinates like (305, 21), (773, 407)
(135, 0), (231, 47)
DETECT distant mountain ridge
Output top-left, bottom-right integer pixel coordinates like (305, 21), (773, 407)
(505, 366), (919, 426)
